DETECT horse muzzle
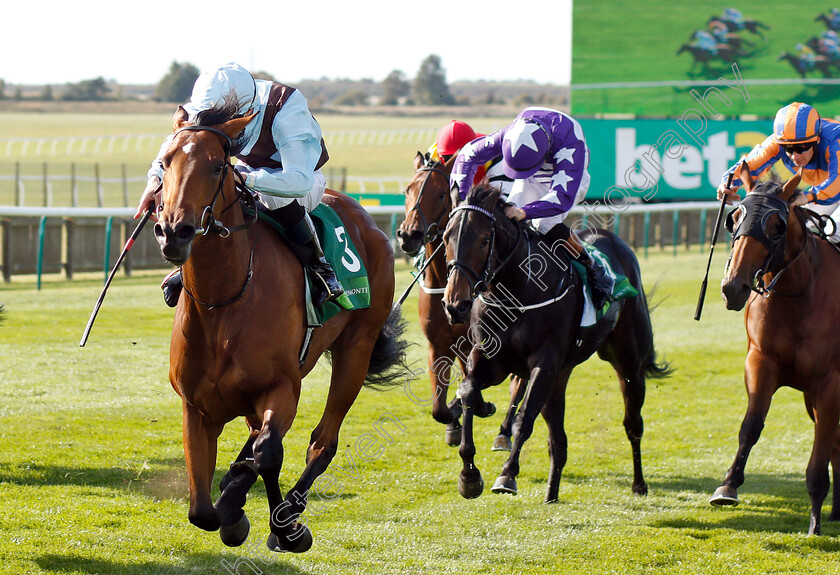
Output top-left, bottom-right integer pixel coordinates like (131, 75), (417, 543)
(444, 297), (473, 325)
(720, 276), (751, 311)
(154, 220), (196, 264)
(396, 227), (424, 257)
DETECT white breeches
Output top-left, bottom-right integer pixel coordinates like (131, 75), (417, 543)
(255, 170), (326, 213)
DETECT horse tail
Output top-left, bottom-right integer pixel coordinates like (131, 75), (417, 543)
(641, 280), (674, 381)
(363, 306), (413, 390)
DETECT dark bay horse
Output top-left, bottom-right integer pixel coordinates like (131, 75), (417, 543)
(442, 184), (670, 501)
(713, 166), (840, 535)
(153, 105), (408, 552)
(396, 153), (524, 450)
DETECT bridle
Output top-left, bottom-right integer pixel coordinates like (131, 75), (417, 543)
(172, 125), (258, 238)
(170, 125), (260, 309)
(446, 203), (523, 298)
(725, 192), (810, 297)
(404, 160), (451, 244)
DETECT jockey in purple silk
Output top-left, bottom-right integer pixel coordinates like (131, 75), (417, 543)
(449, 106), (613, 309)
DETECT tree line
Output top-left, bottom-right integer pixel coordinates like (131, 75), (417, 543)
(0, 55), (567, 109)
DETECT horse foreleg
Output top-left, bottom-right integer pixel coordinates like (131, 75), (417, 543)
(492, 364), (568, 497)
(428, 345), (463, 446)
(253, 386), (310, 553)
(214, 420), (259, 547)
(182, 400), (222, 532)
(493, 376), (527, 452)
(711, 353), (777, 507)
(805, 385), (840, 535)
(457, 372), (484, 499)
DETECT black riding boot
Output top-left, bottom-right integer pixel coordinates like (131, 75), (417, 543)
(283, 212), (344, 308)
(161, 268), (182, 308)
(577, 250), (613, 310)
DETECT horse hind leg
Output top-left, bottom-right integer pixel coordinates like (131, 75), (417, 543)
(805, 391), (840, 535)
(829, 429), (840, 521)
(539, 373), (571, 503)
(493, 376), (527, 452)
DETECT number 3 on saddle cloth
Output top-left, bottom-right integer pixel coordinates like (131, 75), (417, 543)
(571, 245), (639, 327)
(253, 203), (372, 326)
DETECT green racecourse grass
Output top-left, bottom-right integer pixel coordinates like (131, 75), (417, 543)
(572, 0), (838, 116)
(2, 249), (840, 575)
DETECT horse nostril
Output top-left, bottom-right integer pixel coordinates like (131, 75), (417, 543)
(175, 224), (196, 243)
(154, 222), (166, 240)
(456, 300), (472, 315)
(409, 230), (424, 242)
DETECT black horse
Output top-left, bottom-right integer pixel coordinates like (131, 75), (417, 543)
(442, 184), (671, 501)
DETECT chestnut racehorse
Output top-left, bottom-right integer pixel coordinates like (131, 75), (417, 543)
(713, 166), (840, 535)
(442, 184), (670, 501)
(153, 104), (408, 552)
(396, 152), (524, 450)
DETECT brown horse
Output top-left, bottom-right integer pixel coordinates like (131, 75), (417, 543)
(153, 104), (409, 552)
(442, 184), (669, 501)
(396, 152), (524, 450)
(713, 165), (840, 535)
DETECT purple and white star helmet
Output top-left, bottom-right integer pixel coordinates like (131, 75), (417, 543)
(501, 118), (552, 179)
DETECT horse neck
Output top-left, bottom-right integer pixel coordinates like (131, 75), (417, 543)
(489, 216), (549, 295)
(181, 197), (253, 304)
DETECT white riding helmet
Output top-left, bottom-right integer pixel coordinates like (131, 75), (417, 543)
(184, 62), (257, 119)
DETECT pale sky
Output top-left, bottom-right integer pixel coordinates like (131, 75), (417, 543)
(5, 0), (571, 86)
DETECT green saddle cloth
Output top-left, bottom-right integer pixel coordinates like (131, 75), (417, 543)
(571, 244), (639, 326)
(255, 203), (371, 324)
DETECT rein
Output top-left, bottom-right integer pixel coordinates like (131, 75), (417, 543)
(172, 125), (261, 309)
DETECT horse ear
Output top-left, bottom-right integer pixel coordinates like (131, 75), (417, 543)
(781, 167), (803, 200)
(173, 106), (189, 131)
(738, 160), (754, 193)
(444, 153), (457, 171)
(222, 113), (257, 141)
(414, 151), (424, 170)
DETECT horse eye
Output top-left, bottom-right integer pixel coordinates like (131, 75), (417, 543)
(213, 162), (224, 175)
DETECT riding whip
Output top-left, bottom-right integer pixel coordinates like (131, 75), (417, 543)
(79, 208), (153, 347)
(694, 169), (737, 321)
(396, 242), (445, 308)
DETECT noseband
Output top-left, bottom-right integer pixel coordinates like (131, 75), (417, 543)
(725, 192), (808, 296)
(446, 204), (522, 298)
(172, 125), (258, 237)
(405, 161), (451, 244)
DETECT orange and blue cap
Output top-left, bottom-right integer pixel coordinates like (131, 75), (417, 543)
(773, 102), (821, 144)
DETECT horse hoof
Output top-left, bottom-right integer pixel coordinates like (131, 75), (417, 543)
(632, 482), (648, 496)
(458, 472), (484, 499)
(491, 475), (518, 495)
(266, 523), (313, 554)
(476, 401), (497, 418)
(709, 485), (739, 507)
(491, 434), (512, 452)
(445, 424), (462, 447)
(219, 514), (250, 547)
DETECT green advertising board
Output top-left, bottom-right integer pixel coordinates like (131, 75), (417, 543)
(579, 118), (780, 203)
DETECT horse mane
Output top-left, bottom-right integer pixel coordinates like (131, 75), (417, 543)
(193, 90), (250, 155)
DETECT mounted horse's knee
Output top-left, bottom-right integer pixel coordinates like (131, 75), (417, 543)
(254, 430), (285, 473)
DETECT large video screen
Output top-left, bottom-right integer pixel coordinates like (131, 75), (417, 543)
(572, 1), (840, 117)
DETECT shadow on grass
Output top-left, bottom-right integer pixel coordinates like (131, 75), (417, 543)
(36, 551), (313, 575)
